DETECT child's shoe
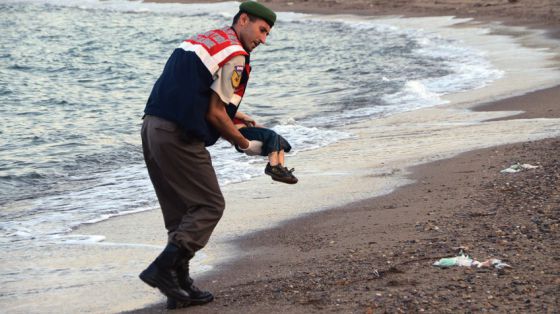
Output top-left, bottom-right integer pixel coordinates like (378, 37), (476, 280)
(265, 163), (298, 184)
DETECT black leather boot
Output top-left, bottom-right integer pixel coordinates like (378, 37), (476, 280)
(139, 243), (192, 304)
(166, 256), (214, 309)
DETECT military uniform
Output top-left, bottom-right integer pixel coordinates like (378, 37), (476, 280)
(139, 1), (277, 307)
(142, 26), (252, 253)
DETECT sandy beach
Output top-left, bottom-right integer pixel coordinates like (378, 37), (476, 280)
(40, 0), (559, 313)
(122, 88), (560, 312)
(130, 135), (560, 313)
(127, 0), (560, 312)
(137, 137), (560, 313)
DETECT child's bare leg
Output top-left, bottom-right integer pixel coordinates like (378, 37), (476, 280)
(278, 150), (285, 166)
(268, 151), (279, 166)
(265, 150), (297, 184)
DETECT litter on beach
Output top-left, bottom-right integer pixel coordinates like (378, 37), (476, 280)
(500, 163), (539, 173)
(433, 252), (511, 269)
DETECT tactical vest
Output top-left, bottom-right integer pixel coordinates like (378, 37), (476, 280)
(144, 27), (251, 146)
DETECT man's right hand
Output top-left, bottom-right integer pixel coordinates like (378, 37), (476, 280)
(240, 140), (262, 156)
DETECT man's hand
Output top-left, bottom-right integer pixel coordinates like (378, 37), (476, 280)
(240, 140), (262, 156)
(243, 116), (256, 127)
(206, 92), (250, 148)
(235, 111), (260, 127)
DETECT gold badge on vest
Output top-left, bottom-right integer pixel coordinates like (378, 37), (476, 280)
(231, 65), (244, 88)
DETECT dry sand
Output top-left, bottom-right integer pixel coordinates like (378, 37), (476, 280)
(120, 0), (560, 312)
(126, 88), (560, 314)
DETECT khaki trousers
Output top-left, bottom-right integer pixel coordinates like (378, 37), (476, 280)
(141, 115), (225, 254)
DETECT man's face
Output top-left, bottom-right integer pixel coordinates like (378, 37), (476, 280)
(237, 14), (271, 52)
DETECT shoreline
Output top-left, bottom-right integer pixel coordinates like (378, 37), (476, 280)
(148, 0), (560, 27)
(123, 39), (560, 314)
(164, 137), (560, 313)
(473, 85), (560, 121)
(23, 1), (559, 313)
(124, 86), (560, 312)
(128, 0), (560, 312)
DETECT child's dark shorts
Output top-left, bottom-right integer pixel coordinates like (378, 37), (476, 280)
(237, 127), (292, 156)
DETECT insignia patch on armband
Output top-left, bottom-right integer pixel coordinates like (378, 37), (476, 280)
(231, 65), (244, 88)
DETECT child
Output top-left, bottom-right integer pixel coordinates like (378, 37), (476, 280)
(233, 112), (298, 184)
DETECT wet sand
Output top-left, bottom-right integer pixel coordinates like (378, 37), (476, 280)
(87, 0), (560, 313)
(125, 87), (560, 313)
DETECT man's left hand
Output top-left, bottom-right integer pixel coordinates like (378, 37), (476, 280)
(241, 116), (256, 127)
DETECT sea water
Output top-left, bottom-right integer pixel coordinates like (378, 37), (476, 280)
(0, 0), (509, 311)
(0, 0), (502, 247)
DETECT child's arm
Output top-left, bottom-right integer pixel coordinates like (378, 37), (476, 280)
(234, 111), (258, 127)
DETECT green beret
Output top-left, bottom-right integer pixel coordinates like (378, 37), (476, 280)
(239, 1), (276, 27)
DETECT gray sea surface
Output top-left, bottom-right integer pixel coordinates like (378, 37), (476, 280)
(0, 0), (502, 259)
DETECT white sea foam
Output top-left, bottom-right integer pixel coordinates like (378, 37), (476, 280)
(0, 0), (506, 249)
(209, 123), (353, 186)
(2, 2), (560, 313)
(384, 80), (444, 107)
(0, 163), (155, 246)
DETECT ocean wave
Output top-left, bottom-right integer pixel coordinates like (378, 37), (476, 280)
(0, 0), (505, 247)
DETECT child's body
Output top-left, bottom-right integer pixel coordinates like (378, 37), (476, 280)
(233, 116), (298, 184)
